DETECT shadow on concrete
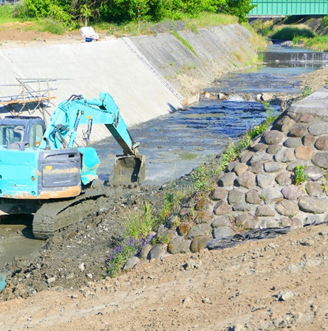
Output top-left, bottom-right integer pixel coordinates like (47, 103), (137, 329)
(167, 103), (179, 113)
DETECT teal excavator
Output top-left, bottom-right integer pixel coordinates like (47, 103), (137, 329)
(0, 93), (145, 238)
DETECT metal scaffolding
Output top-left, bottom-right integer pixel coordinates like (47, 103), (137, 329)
(0, 78), (57, 116)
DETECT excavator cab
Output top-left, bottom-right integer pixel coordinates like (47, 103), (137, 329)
(0, 116), (45, 149)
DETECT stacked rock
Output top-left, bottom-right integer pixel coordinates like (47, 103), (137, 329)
(133, 90), (328, 262)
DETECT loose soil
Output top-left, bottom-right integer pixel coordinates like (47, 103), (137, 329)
(2, 223), (328, 330)
(2, 30), (328, 330)
(0, 24), (112, 48)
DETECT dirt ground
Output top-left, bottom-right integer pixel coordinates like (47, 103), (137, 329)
(2, 29), (328, 330)
(1, 223), (328, 330)
(0, 23), (112, 48)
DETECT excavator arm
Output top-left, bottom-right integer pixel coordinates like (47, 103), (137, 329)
(39, 93), (145, 184)
(40, 93), (137, 154)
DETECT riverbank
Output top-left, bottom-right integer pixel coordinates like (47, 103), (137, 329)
(2, 70), (328, 329)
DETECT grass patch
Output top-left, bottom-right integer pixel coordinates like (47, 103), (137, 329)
(183, 12), (238, 29)
(294, 165), (308, 185)
(36, 18), (66, 35)
(124, 201), (155, 239)
(171, 30), (197, 56)
(98, 12), (238, 36)
(106, 189), (187, 278)
(180, 152), (197, 160)
(105, 236), (153, 278)
(191, 164), (214, 192)
(302, 85), (312, 98)
(242, 22), (267, 51)
(0, 4), (20, 24)
(298, 34), (328, 52)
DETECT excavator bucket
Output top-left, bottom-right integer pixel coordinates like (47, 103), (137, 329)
(111, 154), (145, 184)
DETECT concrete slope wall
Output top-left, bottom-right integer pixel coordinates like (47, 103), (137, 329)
(130, 24), (258, 101)
(0, 24), (258, 143)
(0, 39), (182, 142)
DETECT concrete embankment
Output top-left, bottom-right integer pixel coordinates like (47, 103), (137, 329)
(0, 24), (258, 142)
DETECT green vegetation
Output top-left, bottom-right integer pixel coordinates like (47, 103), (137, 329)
(191, 164), (214, 192)
(124, 201), (154, 239)
(322, 15), (328, 28)
(105, 236), (153, 278)
(151, 235), (171, 245)
(183, 11), (238, 28)
(251, 19), (274, 37)
(271, 27), (315, 41)
(106, 189), (186, 277)
(0, 1), (256, 35)
(0, 4), (20, 24)
(299, 34), (328, 52)
(123, 190), (185, 241)
(250, 16), (328, 51)
(302, 86), (312, 98)
(294, 165), (308, 185)
(37, 18), (66, 34)
(180, 152), (197, 160)
(221, 0), (256, 23)
(172, 30), (198, 56)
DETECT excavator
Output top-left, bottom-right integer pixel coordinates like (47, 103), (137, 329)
(0, 92), (145, 239)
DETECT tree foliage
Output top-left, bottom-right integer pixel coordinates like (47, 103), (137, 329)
(221, 0), (256, 23)
(17, 0), (253, 26)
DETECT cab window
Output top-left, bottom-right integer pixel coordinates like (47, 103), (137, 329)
(0, 125), (25, 145)
(29, 124), (44, 147)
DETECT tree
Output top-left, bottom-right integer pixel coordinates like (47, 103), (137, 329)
(24, 0), (52, 17)
(80, 4), (91, 26)
(221, 0), (255, 23)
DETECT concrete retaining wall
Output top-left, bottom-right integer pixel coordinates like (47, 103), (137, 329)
(0, 24), (258, 143)
(130, 24), (258, 102)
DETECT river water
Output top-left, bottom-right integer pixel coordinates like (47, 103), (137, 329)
(1, 43), (327, 290)
(97, 44), (326, 185)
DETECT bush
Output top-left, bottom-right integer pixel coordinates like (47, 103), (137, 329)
(105, 235), (153, 278)
(271, 27), (315, 40)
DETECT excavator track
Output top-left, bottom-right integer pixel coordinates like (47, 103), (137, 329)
(32, 189), (106, 239)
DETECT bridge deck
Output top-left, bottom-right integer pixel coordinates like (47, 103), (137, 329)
(249, 0), (328, 16)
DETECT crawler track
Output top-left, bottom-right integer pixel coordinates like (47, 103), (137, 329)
(32, 189), (106, 239)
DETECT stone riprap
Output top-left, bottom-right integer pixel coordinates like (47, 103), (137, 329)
(125, 87), (328, 265)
